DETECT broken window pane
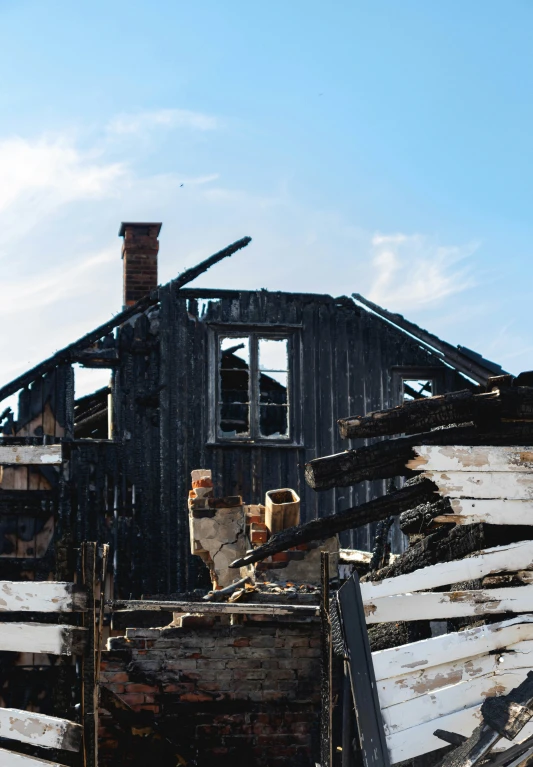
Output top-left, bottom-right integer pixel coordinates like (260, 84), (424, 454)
(259, 338), (288, 371)
(403, 379), (433, 402)
(260, 405), (288, 438)
(260, 372), (288, 405)
(219, 337), (250, 436)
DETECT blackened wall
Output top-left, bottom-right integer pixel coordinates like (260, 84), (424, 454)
(113, 287), (471, 595)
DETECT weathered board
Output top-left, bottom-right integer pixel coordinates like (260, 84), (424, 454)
(435, 498), (533, 526)
(360, 540), (533, 600)
(0, 708), (82, 751)
(0, 582), (86, 612)
(372, 617), (533, 681)
(409, 445), (533, 473)
(0, 445), (62, 465)
(364, 584), (533, 624)
(377, 639), (533, 708)
(0, 623), (86, 655)
(110, 599), (319, 616)
(423, 470), (533, 500)
(0, 747), (68, 767)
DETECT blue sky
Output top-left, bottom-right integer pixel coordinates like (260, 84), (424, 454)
(0, 0), (532, 396)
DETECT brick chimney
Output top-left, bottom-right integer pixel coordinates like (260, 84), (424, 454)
(119, 222), (162, 307)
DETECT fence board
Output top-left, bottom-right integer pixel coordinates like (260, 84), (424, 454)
(409, 445), (533, 473)
(0, 581), (86, 612)
(0, 707), (82, 751)
(0, 445), (62, 465)
(365, 584), (533, 624)
(0, 623), (86, 655)
(0, 747), (68, 767)
(377, 639), (533, 709)
(360, 540), (533, 600)
(372, 616), (533, 681)
(423, 470), (533, 499)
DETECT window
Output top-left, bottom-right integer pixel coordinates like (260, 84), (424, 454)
(216, 333), (290, 441)
(402, 378), (434, 402)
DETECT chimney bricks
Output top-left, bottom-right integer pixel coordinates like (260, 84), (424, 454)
(119, 222), (162, 307)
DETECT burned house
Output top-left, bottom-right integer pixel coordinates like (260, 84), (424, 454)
(0, 222), (504, 596)
(0, 223), (510, 766)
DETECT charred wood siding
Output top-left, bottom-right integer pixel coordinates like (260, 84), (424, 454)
(114, 288), (470, 594)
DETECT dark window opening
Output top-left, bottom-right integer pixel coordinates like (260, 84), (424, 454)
(217, 334), (290, 441)
(402, 378), (434, 402)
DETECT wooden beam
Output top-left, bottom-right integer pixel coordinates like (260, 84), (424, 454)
(0, 708), (82, 751)
(435, 498), (533, 526)
(0, 581), (86, 612)
(337, 386), (533, 440)
(364, 584), (533, 625)
(320, 551), (332, 767)
(0, 623), (86, 655)
(229, 479), (438, 568)
(306, 424), (533, 490)
(0, 445), (62, 465)
(82, 542), (98, 767)
(408, 445), (533, 473)
(360, 539), (533, 600)
(372, 616), (533, 682)
(425, 470), (533, 500)
(0, 748), (69, 767)
(108, 599), (319, 617)
(0, 237), (251, 404)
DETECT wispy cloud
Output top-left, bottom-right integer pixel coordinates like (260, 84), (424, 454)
(367, 232), (478, 311)
(107, 108), (219, 135)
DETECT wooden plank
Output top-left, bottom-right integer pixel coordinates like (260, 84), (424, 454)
(423, 470), (533, 500)
(0, 445), (62, 465)
(377, 639), (533, 709)
(338, 573), (391, 767)
(0, 708), (81, 751)
(0, 748), (69, 767)
(365, 584), (533, 624)
(0, 581), (85, 612)
(409, 445), (533, 473)
(435, 498), (533, 526)
(360, 540), (533, 600)
(372, 617), (533, 681)
(383, 670), (527, 735)
(109, 599), (319, 616)
(82, 541), (98, 767)
(0, 623), (86, 655)
(386, 706), (533, 764)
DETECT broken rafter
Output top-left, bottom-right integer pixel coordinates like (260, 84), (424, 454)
(338, 386), (533, 440)
(306, 422), (533, 491)
(0, 236), (251, 404)
(230, 478), (438, 568)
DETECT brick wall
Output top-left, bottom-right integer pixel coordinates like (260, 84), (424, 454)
(99, 616), (321, 766)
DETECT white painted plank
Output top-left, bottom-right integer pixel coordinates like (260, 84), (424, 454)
(387, 707), (533, 764)
(377, 639), (533, 709)
(365, 584), (533, 624)
(360, 539), (533, 600)
(0, 582), (85, 612)
(423, 470), (533, 500)
(0, 445), (62, 466)
(0, 623), (86, 655)
(0, 748), (68, 767)
(0, 708), (81, 751)
(383, 670), (525, 735)
(372, 616), (533, 681)
(409, 445), (533, 473)
(435, 498), (533, 526)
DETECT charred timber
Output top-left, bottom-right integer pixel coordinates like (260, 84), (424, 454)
(306, 421), (533, 491)
(229, 478), (438, 568)
(0, 236), (251, 404)
(338, 386), (533, 440)
(399, 498), (452, 535)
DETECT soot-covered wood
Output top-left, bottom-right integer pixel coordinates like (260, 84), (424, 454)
(230, 478), (438, 568)
(338, 386), (533, 440)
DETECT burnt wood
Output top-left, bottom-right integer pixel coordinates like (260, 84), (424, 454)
(0, 237), (251, 405)
(229, 478), (438, 568)
(338, 386), (533, 440)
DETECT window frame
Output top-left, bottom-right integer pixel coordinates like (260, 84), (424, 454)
(391, 366), (445, 405)
(207, 324), (302, 446)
